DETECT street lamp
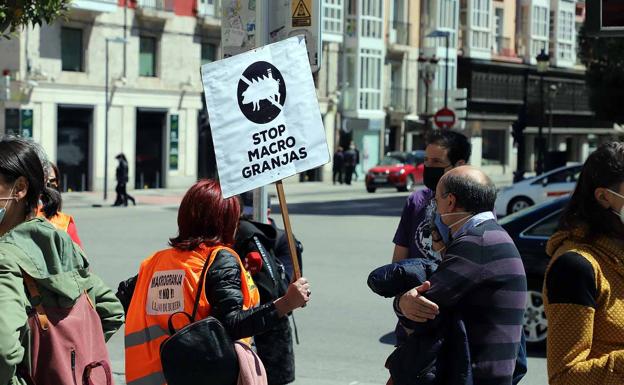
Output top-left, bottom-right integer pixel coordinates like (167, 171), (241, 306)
(104, 37), (128, 202)
(426, 30), (451, 108)
(418, 54), (439, 133)
(548, 84), (558, 151)
(535, 48), (549, 175)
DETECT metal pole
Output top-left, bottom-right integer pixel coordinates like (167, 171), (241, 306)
(444, 34), (449, 108)
(104, 39), (109, 201)
(537, 74), (544, 175)
(252, 0), (269, 224)
(424, 79), (430, 133)
(548, 88), (554, 151)
(123, 1), (127, 78)
(514, 69), (528, 183)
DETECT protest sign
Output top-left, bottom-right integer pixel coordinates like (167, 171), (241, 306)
(201, 35), (330, 198)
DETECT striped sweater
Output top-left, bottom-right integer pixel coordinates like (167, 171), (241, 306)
(421, 218), (527, 385)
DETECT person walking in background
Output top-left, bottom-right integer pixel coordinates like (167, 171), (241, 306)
(114, 153), (135, 207)
(37, 162), (83, 248)
(124, 179), (311, 385)
(333, 147), (344, 185)
(0, 137), (124, 384)
(343, 144), (357, 185)
(544, 142), (624, 385)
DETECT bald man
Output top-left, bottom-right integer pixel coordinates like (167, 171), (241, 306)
(395, 166), (527, 385)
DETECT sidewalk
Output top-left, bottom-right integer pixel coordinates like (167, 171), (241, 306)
(61, 171), (515, 209)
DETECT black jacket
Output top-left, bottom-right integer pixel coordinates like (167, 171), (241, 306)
(234, 219), (295, 385)
(116, 159), (129, 184)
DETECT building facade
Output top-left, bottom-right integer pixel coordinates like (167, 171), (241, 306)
(0, 0), (220, 192)
(457, 0), (619, 181)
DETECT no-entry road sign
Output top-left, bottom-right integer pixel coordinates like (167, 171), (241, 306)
(433, 107), (456, 129)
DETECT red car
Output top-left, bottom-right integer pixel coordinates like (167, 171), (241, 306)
(365, 151), (425, 193)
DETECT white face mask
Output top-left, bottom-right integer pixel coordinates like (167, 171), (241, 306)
(0, 184), (17, 225)
(607, 189), (624, 225)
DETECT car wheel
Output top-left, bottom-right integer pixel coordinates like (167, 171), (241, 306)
(524, 277), (548, 350)
(366, 186), (376, 193)
(397, 176), (414, 192)
(508, 197), (534, 215)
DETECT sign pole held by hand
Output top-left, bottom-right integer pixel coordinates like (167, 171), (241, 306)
(275, 180), (301, 281)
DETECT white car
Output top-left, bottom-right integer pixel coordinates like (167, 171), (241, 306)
(495, 164), (582, 216)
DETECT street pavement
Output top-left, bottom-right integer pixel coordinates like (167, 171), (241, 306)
(65, 179), (547, 384)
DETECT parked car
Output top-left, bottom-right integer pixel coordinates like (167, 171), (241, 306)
(495, 164), (582, 216)
(365, 151), (425, 193)
(499, 196), (570, 348)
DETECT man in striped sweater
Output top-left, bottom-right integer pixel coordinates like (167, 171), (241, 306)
(397, 166), (527, 385)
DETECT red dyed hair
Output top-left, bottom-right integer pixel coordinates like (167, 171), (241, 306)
(169, 179), (240, 251)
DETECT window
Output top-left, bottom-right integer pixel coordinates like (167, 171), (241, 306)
(438, 0), (458, 48)
(470, 0), (491, 50)
(323, 0), (343, 34)
(545, 167), (581, 184)
(558, 10), (574, 41)
(523, 212), (562, 237)
(482, 129), (505, 165)
(61, 27), (83, 72)
(201, 42), (216, 66)
(139, 36), (157, 77)
(360, 0), (383, 38)
(359, 48), (383, 110)
(532, 6), (549, 38)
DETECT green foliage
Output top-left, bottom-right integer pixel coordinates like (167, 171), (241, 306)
(0, 0), (72, 39)
(578, 24), (624, 122)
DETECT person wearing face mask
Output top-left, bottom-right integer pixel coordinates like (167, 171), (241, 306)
(392, 130), (471, 264)
(395, 166), (527, 385)
(543, 142), (624, 385)
(0, 136), (124, 384)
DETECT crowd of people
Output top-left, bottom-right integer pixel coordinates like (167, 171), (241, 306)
(367, 131), (624, 385)
(0, 132), (622, 385)
(332, 143), (360, 185)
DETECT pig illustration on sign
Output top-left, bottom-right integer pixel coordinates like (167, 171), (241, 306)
(241, 68), (281, 111)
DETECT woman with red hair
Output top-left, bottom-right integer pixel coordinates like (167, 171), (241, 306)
(124, 179), (311, 385)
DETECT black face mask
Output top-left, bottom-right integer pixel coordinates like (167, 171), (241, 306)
(423, 166), (447, 190)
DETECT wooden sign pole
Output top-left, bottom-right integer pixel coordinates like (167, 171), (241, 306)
(275, 180), (301, 281)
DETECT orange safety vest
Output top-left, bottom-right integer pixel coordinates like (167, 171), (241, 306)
(124, 245), (260, 385)
(36, 207), (71, 232)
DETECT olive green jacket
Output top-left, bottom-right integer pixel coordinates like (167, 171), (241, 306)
(0, 218), (124, 385)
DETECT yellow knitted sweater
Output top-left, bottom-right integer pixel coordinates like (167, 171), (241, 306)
(544, 229), (624, 385)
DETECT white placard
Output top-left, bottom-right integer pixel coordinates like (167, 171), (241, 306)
(146, 270), (185, 315)
(201, 36), (330, 198)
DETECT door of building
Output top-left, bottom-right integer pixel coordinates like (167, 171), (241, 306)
(57, 106), (92, 192)
(136, 109), (166, 189)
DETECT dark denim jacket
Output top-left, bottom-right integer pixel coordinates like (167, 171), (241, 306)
(368, 259), (527, 385)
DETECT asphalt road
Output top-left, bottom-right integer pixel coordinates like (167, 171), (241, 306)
(67, 182), (548, 384)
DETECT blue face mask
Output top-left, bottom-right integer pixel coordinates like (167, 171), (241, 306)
(434, 213), (451, 245)
(0, 184), (17, 226)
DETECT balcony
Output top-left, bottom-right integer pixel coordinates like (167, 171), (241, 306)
(197, 0), (221, 26)
(387, 87), (414, 113)
(389, 20), (410, 46)
(136, 0), (174, 19)
(70, 0), (117, 13)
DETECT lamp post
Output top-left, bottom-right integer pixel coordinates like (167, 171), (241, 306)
(548, 84), (558, 151)
(104, 37), (128, 202)
(426, 30), (451, 108)
(418, 54), (439, 134)
(535, 48), (549, 176)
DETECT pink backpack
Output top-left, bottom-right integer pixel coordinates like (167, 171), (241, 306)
(19, 271), (113, 385)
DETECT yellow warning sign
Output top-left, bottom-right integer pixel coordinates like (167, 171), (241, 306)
(292, 0), (312, 27)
